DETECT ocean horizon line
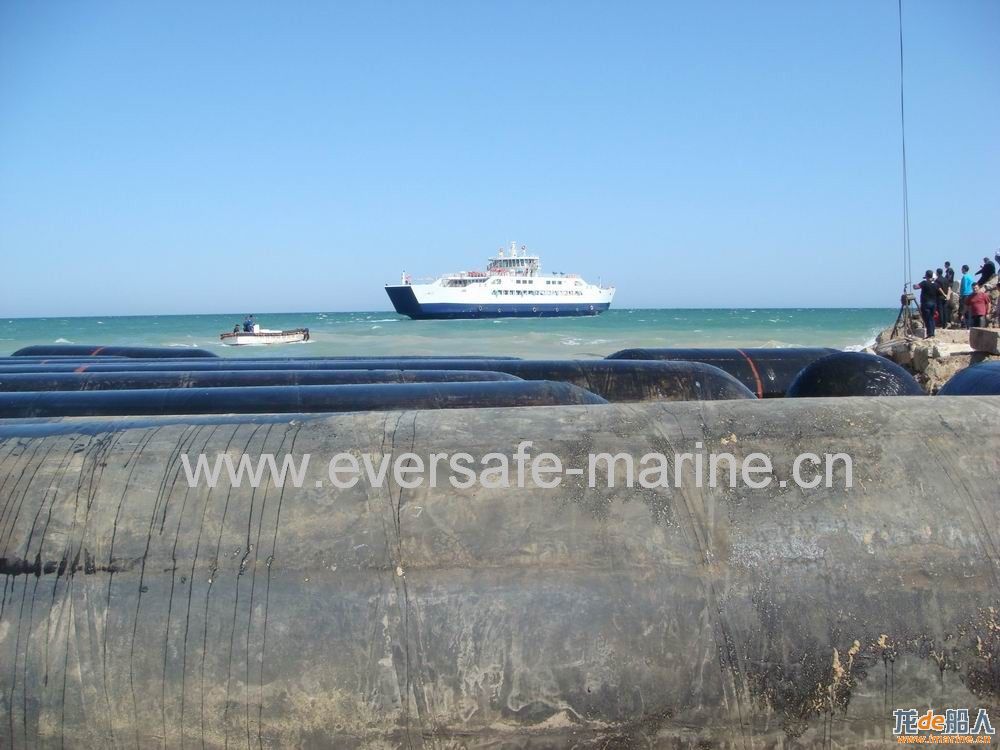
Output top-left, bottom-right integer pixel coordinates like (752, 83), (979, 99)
(2, 306), (896, 322)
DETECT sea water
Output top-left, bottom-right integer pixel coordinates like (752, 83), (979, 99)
(0, 309), (894, 359)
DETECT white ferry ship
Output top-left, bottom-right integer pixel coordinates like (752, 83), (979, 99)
(385, 242), (615, 319)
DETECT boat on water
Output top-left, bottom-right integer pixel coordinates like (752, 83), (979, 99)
(220, 324), (310, 346)
(385, 242), (615, 320)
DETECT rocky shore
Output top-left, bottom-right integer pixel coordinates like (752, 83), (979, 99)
(872, 322), (999, 393)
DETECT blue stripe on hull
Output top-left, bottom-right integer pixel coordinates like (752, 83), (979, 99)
(385, 287), (611, 319)
(407, 304), (611, 320)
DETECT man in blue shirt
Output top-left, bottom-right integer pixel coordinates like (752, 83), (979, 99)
(959, 265), (974, 328)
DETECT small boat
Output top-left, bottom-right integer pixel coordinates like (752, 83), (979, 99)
(220, 326), (310, 346)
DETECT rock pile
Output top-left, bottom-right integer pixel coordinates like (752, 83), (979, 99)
(874, 325), (999, 393)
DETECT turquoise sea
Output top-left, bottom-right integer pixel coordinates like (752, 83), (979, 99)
(0, 309), (894, 359)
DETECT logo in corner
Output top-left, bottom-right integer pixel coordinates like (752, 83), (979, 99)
(893, 708), (995, 743)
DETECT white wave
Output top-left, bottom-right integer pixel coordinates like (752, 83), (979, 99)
(758, 340), (797, 348)
(54, 337), (73, 344)
(370, 325), (381, 329)
(843, 327), (881, 352)
(561, 338), (582, 346)
(220, 339), (314, 347)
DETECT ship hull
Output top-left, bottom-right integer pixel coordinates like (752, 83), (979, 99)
(385, 285), (611, 320)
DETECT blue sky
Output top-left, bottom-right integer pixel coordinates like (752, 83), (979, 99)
(1, 1), (997, 316)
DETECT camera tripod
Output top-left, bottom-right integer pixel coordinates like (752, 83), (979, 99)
(890, 289), (922, 339)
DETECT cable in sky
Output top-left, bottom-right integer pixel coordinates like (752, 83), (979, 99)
(898, 0), (913, 290)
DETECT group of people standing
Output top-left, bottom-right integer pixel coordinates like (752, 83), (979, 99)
(913, 254), (998, 338)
